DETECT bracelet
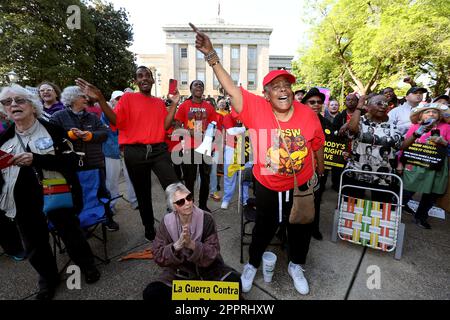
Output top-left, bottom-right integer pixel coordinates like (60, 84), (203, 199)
(205, 50), (220, 67)
(210, 60), (220, 67)
(204, 49), (217, 60)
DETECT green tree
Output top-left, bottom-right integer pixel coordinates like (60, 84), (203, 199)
(0, 0), (95, 88)
(88, 1), (136, 96)
(294, 0), (450, 98)
(0, 0), (136, 96)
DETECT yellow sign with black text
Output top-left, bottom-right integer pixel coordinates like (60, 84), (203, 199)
(172, 280), (239, 300)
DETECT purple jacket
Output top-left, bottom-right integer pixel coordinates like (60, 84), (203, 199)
(41, 101), (65, 121)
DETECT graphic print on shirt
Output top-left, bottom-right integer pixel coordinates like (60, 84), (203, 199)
(346, 117), (402, 185)
(265, 128), (308, 176)
(187, 108), (209, 132)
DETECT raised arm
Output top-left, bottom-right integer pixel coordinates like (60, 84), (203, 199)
(164, 89), (180, 130)
(75, 78), (116, 126)
(189, 23), (243, 113)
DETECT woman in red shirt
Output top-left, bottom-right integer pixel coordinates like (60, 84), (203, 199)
(190, 23), (325, 296)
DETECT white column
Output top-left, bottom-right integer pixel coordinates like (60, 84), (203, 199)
(239, 44), (248, 89)
(205, 59), (214, 96)
(188, 44), (196, 85)
(256, 45), (270, 94)
(223, 44), (231, 73)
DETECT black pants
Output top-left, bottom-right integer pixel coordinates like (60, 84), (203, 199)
(0, 214), (24, 255)
(313, 172), (328, 232)
(182, 150), (211, 209)
(249, 181), (313, 268)
(415, 193), (438, 222)
(142, 271), (242, 301)
(0, 207), (96, 287)
(331, 166), (344, 190)
(124, 143), (178, 231)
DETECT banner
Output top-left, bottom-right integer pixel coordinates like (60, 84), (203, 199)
(317, 87), (331, 105)
(323, 129), (348, 169)
(402, 142), (446, 169)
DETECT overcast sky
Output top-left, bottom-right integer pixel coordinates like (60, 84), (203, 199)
(109, 0), (310, 58)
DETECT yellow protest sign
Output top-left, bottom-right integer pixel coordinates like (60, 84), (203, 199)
(172, 280), (239, 300)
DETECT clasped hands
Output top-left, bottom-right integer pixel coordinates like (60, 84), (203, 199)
(173, 224), (196, 251)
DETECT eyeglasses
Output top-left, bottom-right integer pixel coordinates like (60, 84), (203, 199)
(307, 100), (323, 105)
(374, 101), (388, 107)
(173, 193), (194, 206)
(39, 88), (54, 93)
(77, 94), (88, 100)
(0, 97), (30, 106)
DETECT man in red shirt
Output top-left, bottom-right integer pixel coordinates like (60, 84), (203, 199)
(175, 80), (218, 212)
(76, 66), (180, 241)
(191, 23), (325, 295)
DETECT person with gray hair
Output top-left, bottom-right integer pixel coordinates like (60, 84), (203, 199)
(51, 85), (119, 231)
(143, 182), (241, 301)
(0, 85), (100, 300)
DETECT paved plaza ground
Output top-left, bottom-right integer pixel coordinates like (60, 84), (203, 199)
(1, 172), (449, 301)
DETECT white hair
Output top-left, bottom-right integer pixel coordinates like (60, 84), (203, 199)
(0, 85), (43, 118)
(165, 182), (190, 211)
(61, 86), (83, 107)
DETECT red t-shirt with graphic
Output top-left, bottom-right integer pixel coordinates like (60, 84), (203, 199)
(238, 88), (325, 191)
(112, 92), (168, 145)
(175, 99), (218, 149)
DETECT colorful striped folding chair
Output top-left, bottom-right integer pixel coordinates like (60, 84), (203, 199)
(331, 169), (406, 260)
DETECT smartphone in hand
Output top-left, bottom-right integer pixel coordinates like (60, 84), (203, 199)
(168, 79), (178, 95)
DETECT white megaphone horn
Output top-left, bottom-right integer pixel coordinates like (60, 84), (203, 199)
(195, 121), (217, 157)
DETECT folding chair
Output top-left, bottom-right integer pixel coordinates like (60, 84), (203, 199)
(331, 169), (406, 260)
(49, 169), (120, 267)
(239, 166), (256, 263)
(76, 168), (121, 264)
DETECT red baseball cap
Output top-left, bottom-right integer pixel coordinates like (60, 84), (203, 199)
(262, 69), (296, 88)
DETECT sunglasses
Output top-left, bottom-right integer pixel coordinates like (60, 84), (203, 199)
(307, 100), (323, 105)
(173, 193), (194, 206)
(0, 97), (30, 106)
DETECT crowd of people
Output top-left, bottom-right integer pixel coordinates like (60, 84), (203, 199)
(0, 23), (449, 300)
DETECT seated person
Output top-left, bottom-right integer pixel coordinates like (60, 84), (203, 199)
(143, 182), (241, 301)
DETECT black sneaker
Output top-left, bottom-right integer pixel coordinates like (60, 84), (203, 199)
(36, 286), (56, 300)
(312, 230), (323, 241)
(416, 219), (431, 229)
(104, 218), (119, 232)
(199, 206), (211, 213)
(36, 276), (59, 300)
(403, 205), (415, 215)
(84, 265), (101, 284)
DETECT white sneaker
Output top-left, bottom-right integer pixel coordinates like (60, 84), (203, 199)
(221, 201), (229, 209)
(288, 262), (309, 295)
(241, 263), (257, 293)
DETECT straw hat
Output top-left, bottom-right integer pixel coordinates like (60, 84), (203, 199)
(410, 103), (449, 124)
